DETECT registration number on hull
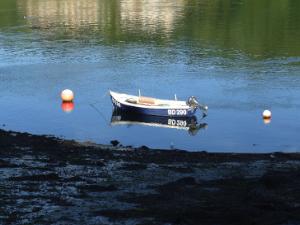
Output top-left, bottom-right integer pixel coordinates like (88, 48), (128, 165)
(167, 109), (187, 116)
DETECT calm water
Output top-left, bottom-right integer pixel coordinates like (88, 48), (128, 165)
(0, 0), (300, 152)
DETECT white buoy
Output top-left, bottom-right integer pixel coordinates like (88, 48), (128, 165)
(61, 89), (74, 102)
(262, 109), (272, 119)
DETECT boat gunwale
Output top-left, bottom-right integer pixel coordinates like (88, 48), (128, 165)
(110, 91), (193, 110)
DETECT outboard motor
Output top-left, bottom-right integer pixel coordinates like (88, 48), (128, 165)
(187, 96), (208, 115)
(187, 96), (199, 108)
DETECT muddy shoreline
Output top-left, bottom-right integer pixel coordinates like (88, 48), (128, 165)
(1, 129), (300, 225)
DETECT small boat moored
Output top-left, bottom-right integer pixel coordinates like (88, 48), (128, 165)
(109, 90), (208, 117)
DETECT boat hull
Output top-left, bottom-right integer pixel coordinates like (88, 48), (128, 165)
(111, 95), (197, 117)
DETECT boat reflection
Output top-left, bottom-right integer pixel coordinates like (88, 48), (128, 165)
(111, 110), (207, 136)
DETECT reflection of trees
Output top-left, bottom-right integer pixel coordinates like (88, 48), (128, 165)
(18, 0), (101, 29)
(17, 0), (123, 40)
(17, 0), (184, 39)
(0, 1), (18, 27)
(15, 0), (300, 57)
(181, 0), (300, 57)
(120, 0), (185, 35)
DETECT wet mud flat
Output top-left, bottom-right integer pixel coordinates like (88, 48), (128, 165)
(1, 129), (300, 225)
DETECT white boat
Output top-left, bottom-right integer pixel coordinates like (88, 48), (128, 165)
(109, 90), (208, 117)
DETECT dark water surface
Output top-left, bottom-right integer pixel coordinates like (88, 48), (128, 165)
(0, 0), (300, 152)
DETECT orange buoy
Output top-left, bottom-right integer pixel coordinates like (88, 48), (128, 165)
(61, 89), (74, 102)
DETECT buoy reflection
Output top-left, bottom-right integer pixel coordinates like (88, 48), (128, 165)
(61, 101), (74, 113)
(263, 118), (271, 125)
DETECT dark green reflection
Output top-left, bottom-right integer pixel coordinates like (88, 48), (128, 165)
(180, 0), (300, 57)
(0, 0), (299, 58)
(0, 1), (18, 27)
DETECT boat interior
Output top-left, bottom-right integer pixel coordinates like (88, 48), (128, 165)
(126, 96), (170, 106)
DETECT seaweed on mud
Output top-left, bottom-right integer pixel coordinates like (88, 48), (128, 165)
(78, 184), (118, 193)
(1, 129), (300, 225)
(119, 163), (148, 171)
(9, 173), (61, 181)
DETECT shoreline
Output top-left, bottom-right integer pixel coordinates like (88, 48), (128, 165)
(1, 129), (300, 224)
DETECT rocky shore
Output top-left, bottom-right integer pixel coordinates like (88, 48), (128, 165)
(1, 129), (300, 225)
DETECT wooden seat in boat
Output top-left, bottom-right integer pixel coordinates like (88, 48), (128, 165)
(138, 96), (157, 105)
